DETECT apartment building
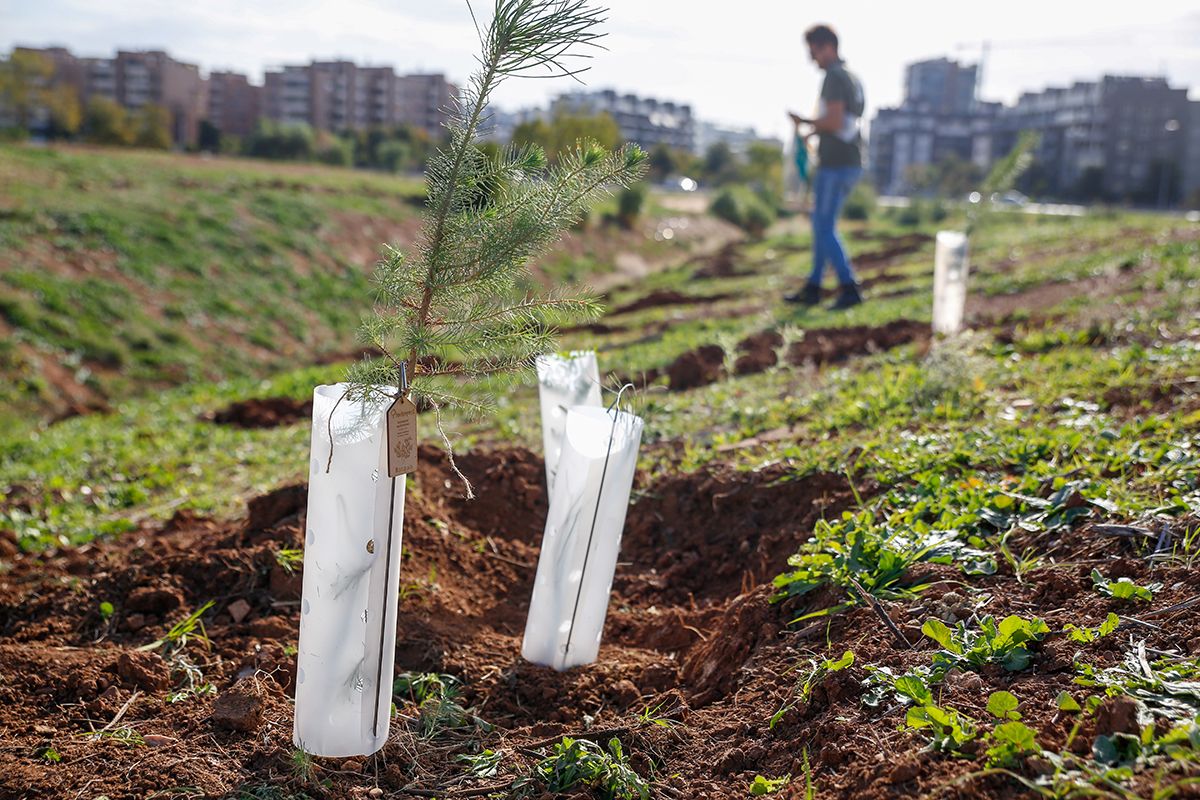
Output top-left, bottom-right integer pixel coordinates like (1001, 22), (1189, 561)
(551, 89), (695, 152)
(905, 57), (978, 115)
(207, 71), (262, 137)
(395, 73), (457, 138)
(8, 46), (206, 145)
(871, 57), (1198, 204)
(263, 62), (455, 136)
(989, 76), (1192, 202)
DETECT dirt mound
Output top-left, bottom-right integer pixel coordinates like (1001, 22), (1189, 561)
(691, 242), (753, 279)
(209, 396), (313, 429)
(609, 288), (734, 316)
(666, 318), (931, 391)
(853, 232), (933, 270)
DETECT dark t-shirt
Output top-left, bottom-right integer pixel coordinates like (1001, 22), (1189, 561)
(818, 60), (865, 168)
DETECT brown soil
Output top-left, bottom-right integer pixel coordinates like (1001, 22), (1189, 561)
(209, 397), (314, 429)
(853, 232), (933, 270)
(664, 318), (931, 392)
(690, 242), (754, 279)
(608, 288), (735, 317)
(0, 447), (1197, 798)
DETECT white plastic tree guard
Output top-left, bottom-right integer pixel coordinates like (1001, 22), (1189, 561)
(294, 384), (405, 757)
(932, 230), (970, 335)
(536, 352), (602, 491)
(522, 404), (644, 671)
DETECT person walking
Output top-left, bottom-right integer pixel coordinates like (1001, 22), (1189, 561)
(785, 24), (866, 310)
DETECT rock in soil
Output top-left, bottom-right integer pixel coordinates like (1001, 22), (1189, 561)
(211, 678), (269, 732)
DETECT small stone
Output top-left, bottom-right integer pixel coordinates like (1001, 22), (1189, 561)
(34, 724), (56, 735)
(211, 679), (267, 732)
(144, 734), (174, 747)
(342, 757), (364, 772)
(368, 789), (384, 798)
(227, 599), (252, 624)
(123, 613), (147, 632)
(116, 651), (171, 691)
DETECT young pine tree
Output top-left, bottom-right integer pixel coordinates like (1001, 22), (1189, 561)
(345, 0), (647, 486)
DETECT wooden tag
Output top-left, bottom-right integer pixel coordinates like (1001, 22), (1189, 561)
(386, 396), (418, 477)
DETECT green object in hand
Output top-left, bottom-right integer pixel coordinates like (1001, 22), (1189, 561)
(794, 134), (809, 183)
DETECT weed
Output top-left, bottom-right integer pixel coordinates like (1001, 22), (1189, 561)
(521, 737), (649, 800)
(393, 671), (484, 739)
(138, 600), (214, 654)
(635, 700), (680, 729)
(1064, 612), (1120, 644)
(40, 745), (62, 763)
(457, 749), (503, 779)
(922, 614), (1050, 672)
(1075, 642), (1200, 721)
(274, 549), (303, 575)
(861, 664), (937, 708)
(289, 748), (317, 786)
(98, 600), (115, 621)
(905, 703), (978, 754)
(1091, 569), (1160, 603)
(749, 773), (791, 795)
(80, 727), (145, 746)
(986, 691), (1022, 721)
(770, 650), (854, 728)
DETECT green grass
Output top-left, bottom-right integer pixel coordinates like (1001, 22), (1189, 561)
(0, 144), (428, 429)
(2, 186), (1198, 561)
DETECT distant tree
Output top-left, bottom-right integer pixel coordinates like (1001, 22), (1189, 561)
(646, 143), (678, 182)
(43, 84), (82, 139)
(512, 110), (621, 160)
(700, 141), (734, 185)
(376, 139), (412, 172)
(83, 96), (133, 146)
(315, 133), (353, 167)
(243, 119), (315, 160)
(744, 140), (783, 198)
(0, 50), (53, 130)
(198, 119), (221, 152)
(132, 103), (172, 149)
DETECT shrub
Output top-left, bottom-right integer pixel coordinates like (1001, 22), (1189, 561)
(843, 182), (876, 220)
(616, 183), (646, 229)
(710, 187), (776, 237)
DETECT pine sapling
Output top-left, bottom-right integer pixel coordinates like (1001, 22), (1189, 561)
(345, 0), (647, 492)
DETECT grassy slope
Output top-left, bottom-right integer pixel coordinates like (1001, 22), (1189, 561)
(0, 145), (713, 430)
(0, 145), (428, 427)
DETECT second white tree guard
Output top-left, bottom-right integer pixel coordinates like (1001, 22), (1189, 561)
(932, 230), (970, 335)
(536, 352), (602, 491)
(293, 383), (405, 757)
(523, 405), (644, 671)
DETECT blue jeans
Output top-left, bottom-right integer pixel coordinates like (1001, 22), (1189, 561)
(808, 166), (862, 288)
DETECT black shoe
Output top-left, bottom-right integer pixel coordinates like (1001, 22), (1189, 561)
(784, 283), (822, 306)
(830, 284), (863, 310)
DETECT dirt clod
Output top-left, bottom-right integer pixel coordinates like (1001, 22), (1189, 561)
(115, 651), (170, 692)
(211, 679), (268, 732)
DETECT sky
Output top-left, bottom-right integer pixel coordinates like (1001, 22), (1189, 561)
(3, 0), (1199, 139)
